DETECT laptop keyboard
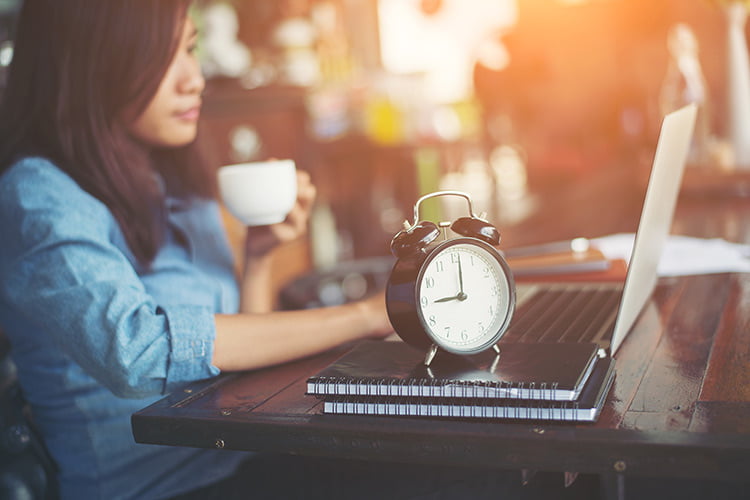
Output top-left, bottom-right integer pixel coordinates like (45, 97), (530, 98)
(502, 285), (623, 345)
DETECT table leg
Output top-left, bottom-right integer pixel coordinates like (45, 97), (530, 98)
(600, 473), (626, 500)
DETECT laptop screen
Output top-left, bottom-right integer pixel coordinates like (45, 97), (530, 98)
(609, 104), (697, 354)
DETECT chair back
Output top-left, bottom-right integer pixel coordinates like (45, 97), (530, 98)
(0, 329), (58, 499)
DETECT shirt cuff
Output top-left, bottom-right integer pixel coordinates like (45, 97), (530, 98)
(162, 304), (220, 389)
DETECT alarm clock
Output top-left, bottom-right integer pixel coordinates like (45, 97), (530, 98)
(385, 191), (516, 366)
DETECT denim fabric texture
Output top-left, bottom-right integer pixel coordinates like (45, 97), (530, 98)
(0, 157), (251, 499)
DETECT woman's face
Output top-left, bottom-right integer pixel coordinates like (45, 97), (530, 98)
(128, 18), (205, 148)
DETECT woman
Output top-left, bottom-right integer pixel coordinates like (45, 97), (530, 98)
(0, 1), (611, 499)
(0, 0), (400, 498)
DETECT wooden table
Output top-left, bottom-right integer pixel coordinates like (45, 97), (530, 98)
(132, 165), (750, 498)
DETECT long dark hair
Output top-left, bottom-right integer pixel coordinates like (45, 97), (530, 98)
(0, 0), (215, 265)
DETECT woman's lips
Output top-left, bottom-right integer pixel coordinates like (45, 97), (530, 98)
(175, 105), (201, 122)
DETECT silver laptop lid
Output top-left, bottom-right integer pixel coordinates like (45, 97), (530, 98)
(610, 104), (697, 354)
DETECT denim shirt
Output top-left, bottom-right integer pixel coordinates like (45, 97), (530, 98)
(0, 157), (250, 499)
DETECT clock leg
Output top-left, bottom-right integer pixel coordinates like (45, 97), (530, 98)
(490, 354), (501, 373)
(423, 344), (439, 366)
(489, 344), (503, 372)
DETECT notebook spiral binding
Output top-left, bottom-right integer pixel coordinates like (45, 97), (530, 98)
(324, 396), (582, 421)
(315, 377), (562, 401)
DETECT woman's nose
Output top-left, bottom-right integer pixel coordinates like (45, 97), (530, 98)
(179, 57), (205, 96)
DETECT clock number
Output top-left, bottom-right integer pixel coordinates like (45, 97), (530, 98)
(425, 276), (435, 288)
(443, 326), (450, 338)
(450, 253), (460, 264)
(461, 330), (469, 341)
(420, 296), (428, 308)
(428, 315), (437, 327)
(435, 260), (445, 273)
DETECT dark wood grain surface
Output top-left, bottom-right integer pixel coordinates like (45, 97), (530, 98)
(132, 164), (750, 482)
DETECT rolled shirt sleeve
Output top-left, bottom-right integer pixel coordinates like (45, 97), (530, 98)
(162, 303), (220, 388)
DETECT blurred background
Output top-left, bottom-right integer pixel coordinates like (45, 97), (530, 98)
(0, 0), (742, 305)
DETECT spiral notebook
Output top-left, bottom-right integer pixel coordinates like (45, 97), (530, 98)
(307, 340), (601, 402)
(322, 355), (615, 422)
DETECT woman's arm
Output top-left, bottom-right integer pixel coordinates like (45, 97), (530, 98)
(1, 159), (391, 395)
(219, 168), (395, 371)
(213, 292), (392, 371)
(226, 168), (393, 369)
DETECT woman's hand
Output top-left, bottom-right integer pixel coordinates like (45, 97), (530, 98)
(244, 170), (317, 258)
(238, 169), (315, 313)
(354, 290), (396, 340)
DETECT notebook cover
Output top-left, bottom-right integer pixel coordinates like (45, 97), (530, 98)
(322, 357), (615, 423)
(307, 340), (600, 402)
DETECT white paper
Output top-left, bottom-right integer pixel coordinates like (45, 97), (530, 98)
(591, 233), (750, 277)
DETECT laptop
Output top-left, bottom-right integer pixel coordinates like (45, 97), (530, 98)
(502, 103), (697, 355)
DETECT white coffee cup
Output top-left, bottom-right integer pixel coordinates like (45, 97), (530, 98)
(218, 159), (297, 226)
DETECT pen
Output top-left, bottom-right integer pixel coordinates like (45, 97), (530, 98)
(504, 237), (590, 258)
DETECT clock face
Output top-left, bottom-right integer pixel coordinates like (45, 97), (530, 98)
(416, 239), (514, 354)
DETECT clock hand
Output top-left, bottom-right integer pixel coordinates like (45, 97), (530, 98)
(457, 253), (467, 301)
(434, 254), (469, 303)
(434, 295), (460, 303)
